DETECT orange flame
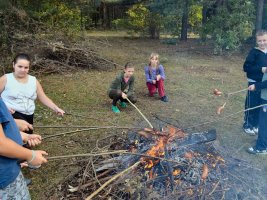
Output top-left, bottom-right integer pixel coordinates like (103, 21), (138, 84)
(173, 169), (181, 176)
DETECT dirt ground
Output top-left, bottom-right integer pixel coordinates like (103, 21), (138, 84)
(26, 33), (267, 199)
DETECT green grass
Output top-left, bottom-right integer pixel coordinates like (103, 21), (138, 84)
(24, 34), (267, 199)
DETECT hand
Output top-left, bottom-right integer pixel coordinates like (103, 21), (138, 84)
(156, 75), (161, 81)
(248, 84), (255, 91)
(15, 119), (33, 132)
(54, 107), (65, 116)
(20, 162), (28, 168)
(8, 108), (15, 114)
(27, 134), (42, 147)
(152, 80), (156, 84)
(27, 150), (48, 166)
(262, 67), (267, 73)
(121, 92), (127, 99)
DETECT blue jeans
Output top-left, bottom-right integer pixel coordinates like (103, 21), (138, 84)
(0, 172), (30, 200)
(255, 99), (267, 150)
(243, 82), (261, 129)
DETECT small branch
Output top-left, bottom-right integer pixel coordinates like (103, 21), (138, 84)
(85, 161), (140, 200)
(42, 126), (137, 140)
(126, 97), (154, 129)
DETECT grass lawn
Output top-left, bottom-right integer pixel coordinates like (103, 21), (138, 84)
(18, 32), (267, 199)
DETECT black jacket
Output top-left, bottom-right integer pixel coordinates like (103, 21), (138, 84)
(243, 48), (267, 82)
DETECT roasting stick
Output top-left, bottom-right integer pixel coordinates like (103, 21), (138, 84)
(85, 161), (140, 200)
(227, 88), (248, 96)
(42, 126), (137, 140)
(125, 97), (154, 129)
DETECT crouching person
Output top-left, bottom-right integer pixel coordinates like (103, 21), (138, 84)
(0, 98), (47, 200)
(108, 62), (137, 113)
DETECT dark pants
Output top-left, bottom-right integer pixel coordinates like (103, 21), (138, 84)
(12, 111), (34, 134)
(108, 89), (137, 106)
(255, 99), (267, 150)
(146, 79), (165, 97)
(243, 82), (261, 129)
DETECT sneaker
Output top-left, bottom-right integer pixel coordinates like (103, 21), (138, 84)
(120, 101), (127, 108)
(247, 147), (267, 155)
(253, 127), (259, 134)
(111, 105), (120, 113)
(243, 128), (256, 136)
(161, 96), (168, 102)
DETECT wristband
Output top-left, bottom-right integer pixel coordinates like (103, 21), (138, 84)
(27, 150), (36, 164)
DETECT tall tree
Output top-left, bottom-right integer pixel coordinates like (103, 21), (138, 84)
(181, 0), (189, 40)
(255, 0), (264, 31)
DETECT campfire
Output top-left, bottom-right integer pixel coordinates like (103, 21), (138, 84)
(51, 125), (261, 199)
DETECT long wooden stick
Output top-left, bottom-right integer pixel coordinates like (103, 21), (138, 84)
(47, 150), (128, 160)
(47, 150), (185, 165)
(227, 88), (248, 96)
(125, 97), (154, 128)
(85, 161), (140, 200)
(42, 126), (136, 140)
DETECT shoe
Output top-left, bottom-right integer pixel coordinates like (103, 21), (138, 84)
(111, 105), (120, 113)
(253, 127), (259, 134)
(161, 96), (168, 102)
(120, 101), (127, 108)
(247, 147), (267, 155)
(243, 128), (256, 136)
(25, 178), (32, 186)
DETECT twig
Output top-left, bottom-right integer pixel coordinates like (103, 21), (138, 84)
(208, 179), (220, 196)
(42, 126), (137, 140)
(125, 97), (154, 129)
(85, 161), (140, 200)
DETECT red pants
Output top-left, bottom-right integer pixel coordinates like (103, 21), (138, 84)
(146, 79), (165, 97)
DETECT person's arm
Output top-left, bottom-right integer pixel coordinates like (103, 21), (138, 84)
(0, 75), (7, 94)
(144, 66), (153, 83)
(127, 76), (135, 97)
(20, 131), (42, 147)
(254, 80), (267, 90)
(243, 49), (264, 74)
(36, 80), (65, 116)
(14, 119), (33, 132)
(0, 125), (47, 166)
(157, 65), (166, 81)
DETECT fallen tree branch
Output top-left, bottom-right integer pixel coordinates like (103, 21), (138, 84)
(85, 161), (140, 200)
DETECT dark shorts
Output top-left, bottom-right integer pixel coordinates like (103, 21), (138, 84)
(12, 112), (34, 134)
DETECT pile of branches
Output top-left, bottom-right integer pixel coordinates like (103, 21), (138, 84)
(1, 6), (114, 74)
(48, 129), (262, 200)
(12, 36), (115, 74)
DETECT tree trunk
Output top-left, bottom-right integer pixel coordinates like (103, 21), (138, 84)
(202, 2), (208, 25)
(102, 2), (107, 29)
(256, 0), (264, 31)
(181, 0), (189, 41)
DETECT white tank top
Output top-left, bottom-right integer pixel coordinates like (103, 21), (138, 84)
(1, 73), (37, 115)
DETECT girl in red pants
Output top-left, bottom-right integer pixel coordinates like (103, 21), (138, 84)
(144, 53), (168, 102)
